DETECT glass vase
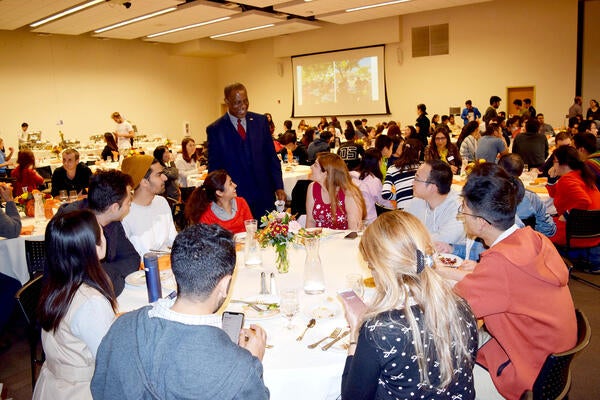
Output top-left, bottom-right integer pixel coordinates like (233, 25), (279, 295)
(303, 236), (325, 294)
(274, 243), (289, 274)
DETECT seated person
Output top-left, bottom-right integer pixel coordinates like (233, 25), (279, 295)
(538, 131), (572, 177)
(349, 148), (392, 225)
(185, 169), (253, 234)
(307, 128), (333, 163)
(175, 137), (205, 188)
(100, 132), (119, 162)
(341, 211), (477, 400)
(34, 210), (116, 399)
(56, 170), (140, 296)
(154, 145), (180, 202)
(121, 155), (177, 257)
(0, 182), (21, 239)
(0, 137), (14, 177)
(437, 162), (577, 400)
(405, 160), (466, 247)
(424, 126), (462, 174)
(91, 224), (269, 399)
(573, 132), (600, 190)
(498, 154), (556, 237)
(51, 148), (93, 197)
(306, 153), (365, 231)
(11, 149), (44, 196)
(512, 119), (549, 170)
(278, 131), (309, 165)
(337, 128), (365, 171)
(381, 139), (423, 210)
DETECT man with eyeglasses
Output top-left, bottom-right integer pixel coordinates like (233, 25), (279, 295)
(405, 160), (465, 248)
(438, 162), (576, 400)
(121, 155), (177, 257)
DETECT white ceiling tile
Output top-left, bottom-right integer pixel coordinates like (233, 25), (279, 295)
(0, 0), (83, 30)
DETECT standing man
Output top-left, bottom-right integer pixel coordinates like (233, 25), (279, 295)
(483, 96), (502, 124)
(18, 122), (29, 144)
(207, 83), (285, 218)
(111, 112), (135, 158)
(524, 98), (536, 118)
(414, 103), (431, 148)
(460, 100), (481, 125)
(568, 96), (583, 118)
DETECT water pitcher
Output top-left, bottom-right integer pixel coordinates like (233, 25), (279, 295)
(303, 237), (325, 294)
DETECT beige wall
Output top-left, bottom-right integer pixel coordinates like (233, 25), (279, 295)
(0, 30), (217, 150)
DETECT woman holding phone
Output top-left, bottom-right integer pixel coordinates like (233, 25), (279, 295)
(340, 211), (478, 400)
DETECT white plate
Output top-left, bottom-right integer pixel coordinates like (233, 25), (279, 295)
(302, 296), (341, 320)
(226, 295), (281, 321)
(125, 269), (177, 291)
(436, 253), (462, 268)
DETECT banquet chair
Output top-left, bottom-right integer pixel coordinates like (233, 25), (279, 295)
(557, 209), (600, 281)
(15, 274), (45, 389)
(35, 165), (53, 192)
(520, 309), (591, 400)
(25, 240), (47, 280)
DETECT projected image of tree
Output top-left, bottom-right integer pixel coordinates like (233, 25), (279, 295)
(299, 56), (377, 105)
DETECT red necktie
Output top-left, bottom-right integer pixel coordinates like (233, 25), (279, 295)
(237, 119), (246, 140)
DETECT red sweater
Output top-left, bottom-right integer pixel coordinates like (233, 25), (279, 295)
(11, 166), (44, 196)
(546, 170), (600, 246)
(199, 197), (253, 234)
(455, 227), (577, 400)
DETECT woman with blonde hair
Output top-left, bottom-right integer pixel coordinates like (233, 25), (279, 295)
(341, 211), (477, 399)
(306, 153), (365, 230)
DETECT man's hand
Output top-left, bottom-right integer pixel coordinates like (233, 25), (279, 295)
(239, 324), (267, 361)
(0, 183), (14, 202)
(275, 189), (287, 201)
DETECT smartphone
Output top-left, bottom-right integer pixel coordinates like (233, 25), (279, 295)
(222, 311), (245, 343)
(337, 289), (367, 317)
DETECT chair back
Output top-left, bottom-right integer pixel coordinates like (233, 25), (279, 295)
(25, 240), (46, 279)
(530, 309), (591, 399)
(565, 209), (600, 249)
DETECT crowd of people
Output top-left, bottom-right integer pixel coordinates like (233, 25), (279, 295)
(1, 86), (599, 399)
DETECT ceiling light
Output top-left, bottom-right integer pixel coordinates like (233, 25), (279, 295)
(30, 0), (104, 27)
(346, 0), (411, 13)
(147, 16), (231, 38)
(210, 24), (275, 39)
(94, 7), (177, 33)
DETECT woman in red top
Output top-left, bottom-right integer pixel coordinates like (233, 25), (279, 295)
(11, 149), (44, 196)
(184, 169), (253, 234)
(547, 145), (600, 246)
(306, 153), (365, 230)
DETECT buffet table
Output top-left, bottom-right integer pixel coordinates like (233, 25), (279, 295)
(117, 232), (368, 400)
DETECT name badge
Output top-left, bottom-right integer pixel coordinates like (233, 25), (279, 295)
(447, 156), (455, 162)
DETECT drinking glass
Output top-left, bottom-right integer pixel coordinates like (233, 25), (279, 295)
(68, 190), (78, 202)
(280, 289), (299, 330)
(274, 200), (285, 212)
(346, 273), (365, 299)
(59, 190), (68, 202)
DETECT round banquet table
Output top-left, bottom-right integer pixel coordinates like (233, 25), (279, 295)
(117, 231), (369, 400)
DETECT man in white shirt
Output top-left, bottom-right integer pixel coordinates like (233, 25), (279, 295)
(18, 122), (29, 143)
(111, 112), (134, 157)
(405, 160), (465, 247)
(121, 155), (177, 257)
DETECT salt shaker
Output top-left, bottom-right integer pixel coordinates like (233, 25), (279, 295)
(259, 272), (270, 295)
(269, 272), (278, 297)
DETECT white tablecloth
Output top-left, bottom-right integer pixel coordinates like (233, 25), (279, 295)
(117, 233), (368, 400)
(0, 217), (45, 284)
(282, 165), (311, 199)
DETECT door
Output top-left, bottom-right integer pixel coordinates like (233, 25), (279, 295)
(507, 86), (535, 117)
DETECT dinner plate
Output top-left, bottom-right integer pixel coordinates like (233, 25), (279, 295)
(125, 269), (177, 291)
(226, 295), (281, 321)
(436, 253), (462, 268)
(302, 295), (341, 320)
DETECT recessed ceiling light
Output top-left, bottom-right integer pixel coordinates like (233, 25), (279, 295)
(30, 0), (104, 28)
(346, 0), (411, 13)
(210, 24), (275, 39)
(147, 17), (231, 38)
(95, 7), (177, 33)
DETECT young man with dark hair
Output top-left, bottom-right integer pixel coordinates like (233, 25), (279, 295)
(92, 224), (269, 399)
(50, 148), (93, 197)
(307, 127), (332, 163)
(337, 128), (365, 170)
(278, 131), (309, 165)
(523, 98), (536, 118)
(483, 96), (501, 124)
(461, 99), (481, 125)
(512, 118), (548, 169)
(438, 162), (576, 399)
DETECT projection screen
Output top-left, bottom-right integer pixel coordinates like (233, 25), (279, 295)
(292, 45), (389, 117)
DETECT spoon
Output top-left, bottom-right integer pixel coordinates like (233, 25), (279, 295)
(296, 318), (316, 341)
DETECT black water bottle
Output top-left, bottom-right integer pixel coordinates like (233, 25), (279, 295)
(143, 253), (162, 303)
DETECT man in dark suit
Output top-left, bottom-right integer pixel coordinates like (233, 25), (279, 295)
(207, 83), (286, 218)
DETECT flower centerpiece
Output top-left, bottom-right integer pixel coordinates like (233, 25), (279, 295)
(15, 189), (52, 217)
(256, 211), (319, 273)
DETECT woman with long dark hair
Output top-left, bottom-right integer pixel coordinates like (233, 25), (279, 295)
(34, 210), (116, 399)
(382, 138), (423, 209)
(100, 132), (119, 162)
(456, 121), (481, 163)
(175, 137), (205, 187)
(341, 211), (477, 399)
(184, 169), (253, 233)
(425, 126), (462, 174)
(350, 149), (392, 225)
(153, 145), (180, 201)
(547, 145), (600, 248)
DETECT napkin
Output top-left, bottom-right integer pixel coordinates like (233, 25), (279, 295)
(20, 225), (35, 235)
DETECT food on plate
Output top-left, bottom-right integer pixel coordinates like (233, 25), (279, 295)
(438, 255), (458, 266)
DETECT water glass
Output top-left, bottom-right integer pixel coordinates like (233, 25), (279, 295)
(59, 190), (68, 202)
(346, 273), (365, 299)
(280, 289), (299, 330)
(275, 200), (285, 212)
(68, 190), (78, 202)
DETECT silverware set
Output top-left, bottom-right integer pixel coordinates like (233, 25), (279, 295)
(306, 327), (349, 351)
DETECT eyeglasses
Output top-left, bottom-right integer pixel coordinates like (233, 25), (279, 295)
(458, 204), (491, 224)
(413, 176), (432, 185)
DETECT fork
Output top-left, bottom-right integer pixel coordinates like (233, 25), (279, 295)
(307, 327), (341, 349)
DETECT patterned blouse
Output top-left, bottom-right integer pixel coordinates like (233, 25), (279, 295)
(342, 304), (478, 400)
(311, 182), (348, 230)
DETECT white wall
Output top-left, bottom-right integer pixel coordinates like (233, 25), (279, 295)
(215, 0), (578, 131)
(0, 30), (218, 150)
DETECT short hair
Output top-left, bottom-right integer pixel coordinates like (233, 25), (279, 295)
(523, 98), (532, 105)
(354, 119), (363, 128)
(425, 160), (452, 195)
(568, 117), (579, 128)
(87, 170), (133, 213)
(465, 100), (472, 106)
(344, 127), (356, 141)
(537, 113), (544, 118)
(417, 103), (427, 113)
(171, 223), (236, 300)
(525, 118), (540, 133)
(62, 148), (80, 160)
(111, 112), (120, 119)
(490, 95), (501, 105)
(573, 132), (597, 154)
(279, 131), (297, 146)
(319, 129), (333, 141)
(224, 82), (246, 99)
(441, 115), (450, 123)
(284, 120), (293, 130)
(554, 131), (572, 143)
(21, 122), (29, 128)
(374, 134), (393, 152)
(498, 153), (524, 177)
(513, 99), (523, 107)
(462, 163), (518, 230)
